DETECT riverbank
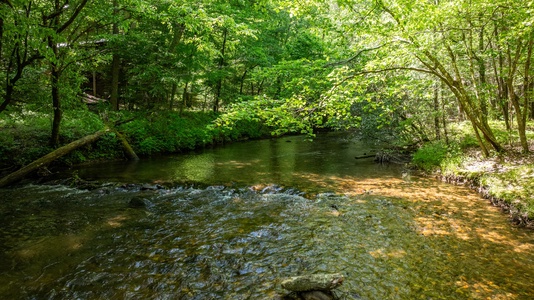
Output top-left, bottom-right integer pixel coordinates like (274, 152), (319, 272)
(411, 121), (534, 227)
(438, 149), (534, 227)
(0, 109), (272, 179)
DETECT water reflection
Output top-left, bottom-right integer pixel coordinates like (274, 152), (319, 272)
(0, 133), (533, 299)
(68, 134), (387, 187)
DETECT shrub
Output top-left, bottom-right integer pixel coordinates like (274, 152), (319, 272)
(412, 141), (459, 172)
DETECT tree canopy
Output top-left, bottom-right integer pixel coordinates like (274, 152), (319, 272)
(1, 0), (533, 153)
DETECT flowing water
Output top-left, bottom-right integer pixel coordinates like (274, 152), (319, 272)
(1, 133), (533, 299)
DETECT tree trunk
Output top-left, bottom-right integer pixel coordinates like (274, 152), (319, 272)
(472, 122), (489, 157)
(477, 26), (488, 117)
(1, 49), (41, 114)
(114, 130), (139, 160)
(180, 81), (188, 115)
(0, 129), (110, 188)
(433, 84), (441, 140)
(110, 0), (120, 111)
(240, 68), (248, 95)
(167, 22), (186, 110)
(505, 35), (531, 153)
(49, 0), (61, 147)
(214, 28), (227, 113)
(490, 25), (512, 130)
(110, 54), (120, 110)
(50, 64), (62, 147)
(520, 33), (533, 152)
(0, 17), (3, 63)
(169, 83), (177, 110)
(0, 82), (14, 113)
(441, 87), (449, 144)
(416, 39), (504, 154)
(92, 70), (97, 96)
(257, 78), (265, 95)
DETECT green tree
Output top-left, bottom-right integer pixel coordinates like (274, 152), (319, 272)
(0, 1), (45, 113)
(330, 0), (534, 154)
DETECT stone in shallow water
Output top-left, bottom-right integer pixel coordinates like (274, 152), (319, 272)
(128, 196), (151, 208)
(300, 290), (335, 300)
(281, 273), (344, 292)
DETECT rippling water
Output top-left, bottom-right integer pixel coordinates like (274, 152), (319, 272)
(1, 133), (533, 299)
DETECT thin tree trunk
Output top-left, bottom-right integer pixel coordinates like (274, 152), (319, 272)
(49, 0), (61, 147)
(519, 33), (533, 152)
(50, 64), (62, 147)
(257, 78), (265, 95)
(169, 83), (177, 110)
(110, 0), (120, 111)
(214, 28), (227, 113)
(110, 55), (120, 110)
(433, 84), (441, 140)
(0, 17), (3, 63)
(168, 23), (185, 110)
(477, 26), (488, 117)
(92, 70), (97, 96)
(441, 96), (449, 145)
(506, 36), (531, 153)
(180, 81), (188, 115)
(491, 23), (511, 130)
(0, 82), (14, 113)
(240, 69), (247, 95)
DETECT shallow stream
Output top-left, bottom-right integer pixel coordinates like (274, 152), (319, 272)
(1, 133), (533, 299)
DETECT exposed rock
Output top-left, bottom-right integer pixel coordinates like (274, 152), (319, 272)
(141, 183), (160, 190)
(281, 273), (344, 292)
(128, 196), (152, 208)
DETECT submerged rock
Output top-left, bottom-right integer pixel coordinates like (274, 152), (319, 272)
(281, 290), (336, 300)
(300, 290), (335, 300)
(281, 273), (344, 292)
(128, 196), (152, 208)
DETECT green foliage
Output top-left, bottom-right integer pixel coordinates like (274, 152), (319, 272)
(0, 112), (54, 168)
(60, 110), (105, 140)
(120, 111), (268, 156)
(412, 141), (461, 172)
(459, 135), (479, 149)
(0, 109), (271, 170)
(285, 32), (325, 60)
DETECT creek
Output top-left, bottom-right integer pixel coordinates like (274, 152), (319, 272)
(0, 133), (533, 299)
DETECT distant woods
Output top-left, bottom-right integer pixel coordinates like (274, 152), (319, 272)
(1, 0), (533, 154)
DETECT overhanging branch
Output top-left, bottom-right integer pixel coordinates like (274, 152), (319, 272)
(324, 44), (388, 68)
(320, 66), (436, 104)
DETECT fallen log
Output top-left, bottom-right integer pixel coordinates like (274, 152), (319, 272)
(0, 128), (110, 188)
(114, 130), (139, 161)
(281, 273), (344, 292)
